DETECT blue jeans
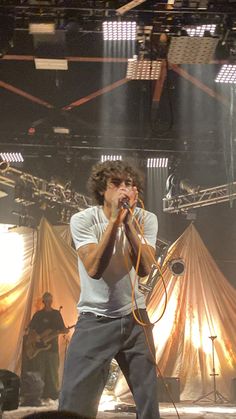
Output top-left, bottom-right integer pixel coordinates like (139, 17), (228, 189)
(59, 309), (160, 419)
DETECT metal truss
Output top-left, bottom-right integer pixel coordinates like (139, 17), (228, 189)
(163, 182), (236, 213)
(1, 1), (236, 34)
(0, 164), (92, 212)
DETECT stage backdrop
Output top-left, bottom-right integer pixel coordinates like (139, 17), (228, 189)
(0, 219), (236, 400)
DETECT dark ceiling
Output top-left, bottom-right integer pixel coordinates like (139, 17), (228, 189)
(0, 0), (236, 184)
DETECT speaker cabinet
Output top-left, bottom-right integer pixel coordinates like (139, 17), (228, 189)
(0, 370), (20, 411)
(231, 377), (236, 402)
(157, 376), (180, 402)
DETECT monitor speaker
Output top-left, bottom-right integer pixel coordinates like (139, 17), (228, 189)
(0, 369), (20, 411)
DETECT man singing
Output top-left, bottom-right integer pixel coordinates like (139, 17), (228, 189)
(59, 160), (160, 419)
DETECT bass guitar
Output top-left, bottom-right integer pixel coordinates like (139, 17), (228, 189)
(24, 325), (75, 360)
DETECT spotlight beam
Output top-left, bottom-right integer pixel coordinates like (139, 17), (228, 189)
(153, 60), (167, 104)
(63, 78), (129, 110)
(170, 64), (230, 107)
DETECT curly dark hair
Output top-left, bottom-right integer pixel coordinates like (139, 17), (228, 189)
(87, 160), (144, 205)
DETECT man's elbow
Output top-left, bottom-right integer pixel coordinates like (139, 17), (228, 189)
(86, 267), (102, 280)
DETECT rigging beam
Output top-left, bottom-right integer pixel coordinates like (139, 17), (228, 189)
(163, 182), (236, 213)
(0, 165), (92, 211)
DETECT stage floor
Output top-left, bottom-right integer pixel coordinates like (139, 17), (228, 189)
(2, 401), (236, 419)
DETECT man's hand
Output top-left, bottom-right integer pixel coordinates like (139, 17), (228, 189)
(122, 186), (138, 225)
(110, 186), (138, 224)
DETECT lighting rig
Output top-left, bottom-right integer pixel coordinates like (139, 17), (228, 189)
(0, 160), (92, 224)
(1, 1), (236, 42)
(163, 181), (236, 213)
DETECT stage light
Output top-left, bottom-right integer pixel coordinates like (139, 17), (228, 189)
(102, 21), (137, 40)
(0, 152), (24, 163)
(28, 127), (36, 135)
(53, 127), (70, 134)
(168, 35), (219, 64)
(185, 24), (216, 37)
(34, 58), (68, 70)
(29, 22), (55, 34)
(215, 64), (236, 84)
(147, 158), (168, 168)
(101, 155), (122, 162)
(14, 183), (35, 206)
(0, 156), (9, 172)
(126, 58), (162, 80)
(165, 174), (200, 198)
(168, 258), (185, 276)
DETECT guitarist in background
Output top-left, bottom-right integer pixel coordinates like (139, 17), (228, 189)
(25, 292), (69, 403)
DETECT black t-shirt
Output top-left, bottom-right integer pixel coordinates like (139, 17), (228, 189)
(29, 309), (66, 352)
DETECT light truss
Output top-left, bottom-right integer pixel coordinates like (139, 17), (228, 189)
(0, 165), (92, 211)
(163, 181), (236, 213)
(2, 2), (236, 34)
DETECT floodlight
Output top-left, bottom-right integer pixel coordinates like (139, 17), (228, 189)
(147, 158), (168, 168)
(53, 127), (70, 134)
(34, 58), (68, 70)
(165, 173), (200, 198)
(168, 36), (219, 64)
(136, 25), (153, 42)
(126, 58), (162, 80)
(103, 21), (137, 40)
(215, 64), (236, 84)
(185, 24), (216, 37)
(29, 22), (55, 34)
(0, 152), (24, 163)
(168, 258), (185, 276)
(101, 155), (122, 162)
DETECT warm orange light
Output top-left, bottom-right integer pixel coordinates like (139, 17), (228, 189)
(0, 231), (24, 292)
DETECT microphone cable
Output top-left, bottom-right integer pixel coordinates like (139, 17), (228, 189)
(122, 199), (181, 419)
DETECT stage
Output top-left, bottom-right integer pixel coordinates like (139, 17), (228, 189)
(2, 401), (236, 419)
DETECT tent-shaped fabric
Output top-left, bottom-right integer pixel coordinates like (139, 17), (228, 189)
(0, 218), (80, 375)
(115, 223), (236, 401)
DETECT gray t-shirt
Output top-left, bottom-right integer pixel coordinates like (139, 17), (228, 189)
(70, 206), (158, 317)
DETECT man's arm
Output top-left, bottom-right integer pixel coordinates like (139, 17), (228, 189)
(56, 312), (70, 334)
(74, 186), (133, 279)
(124, 220), (156, 277)
(78, 218), (120, 279)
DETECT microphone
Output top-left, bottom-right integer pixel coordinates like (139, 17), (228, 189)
(121, 198), (130, 209)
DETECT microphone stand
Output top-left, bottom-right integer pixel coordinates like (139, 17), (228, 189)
(194, 336), (229, 404)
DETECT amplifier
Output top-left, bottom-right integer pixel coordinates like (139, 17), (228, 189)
(0, 369), (20, 411)
(157, 376), (180, 403)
